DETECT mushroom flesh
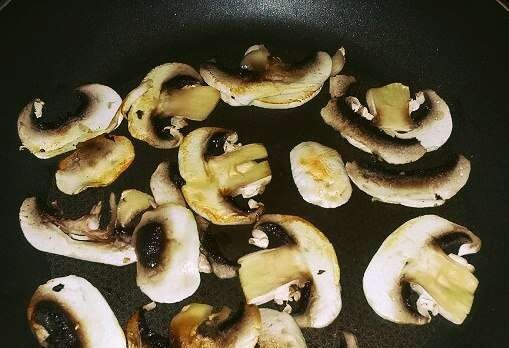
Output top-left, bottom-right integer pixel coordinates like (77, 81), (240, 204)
(258, 308), (307, 348)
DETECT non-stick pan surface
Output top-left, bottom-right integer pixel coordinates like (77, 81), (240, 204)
(2, 1), (508, 347)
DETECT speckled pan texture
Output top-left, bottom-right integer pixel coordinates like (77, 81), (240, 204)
(2, 1), (508, 347)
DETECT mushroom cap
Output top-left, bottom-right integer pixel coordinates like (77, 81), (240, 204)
(258, 308), (307, 348)
(18, 84), (122, 159)
(27, 275), (126, 348)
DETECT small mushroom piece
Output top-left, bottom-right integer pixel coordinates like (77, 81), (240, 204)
(200, 45), (332, 109)
(179, 127), (271, 225)
(346, 155), (471, 208)
(363, 215), (481, 325)
(238, 215), (341, 328)
(329, 75), (356, 98)
(258, 308), (307, 348)
(170, 303), (261, 348)
(150, 162), (186, 207)
(330, 47), (346, 77)
(133, 204), (200, 303)
(18, 84), (122, 159)
(27, 275), (126, 348)
(122, 63), (220, 149)
(117, 189), (155, 230)
(125, 308), (170, 348)
(290, 141), (352, 208)
(19, 195), (136, 266)
(55, 135), (135, 195)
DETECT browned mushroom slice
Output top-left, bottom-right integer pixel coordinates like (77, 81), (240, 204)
(125, 307), (170, 348)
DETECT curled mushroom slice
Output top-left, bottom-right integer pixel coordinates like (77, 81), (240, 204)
(55, 135), (135, 195)
(150, 161), (186, 207)
(27, 275), (126, 348)
(179, 127), (271, 225)
(18, 84), (122, 159)
(126, 307), (170, 348)
(238, 215), (341, 328)
(122, 63), (220, 149)
(170, 303), (261, 348)
(258, 308), (307, 348)
(200, 45), (332, 109)
(346, 155), (471, 208)
(290, 141), (352, 208)
(133, 204), (200, 303)
(19, 194), (136, 266)
(363, 215), (481, 325)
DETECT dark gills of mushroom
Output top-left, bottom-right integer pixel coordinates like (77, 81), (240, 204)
(17, 84), (122, 159)
(178, 127), (271, 225)
(121, 63), (220, 149)
(200, 44), (333, 109)
(125, 308), (170, 348)
(170, 303), (261, 348)
(346, 155), (471, 208)
(27, 275), (126, 348)
(238, 215), (341, 328)
(133, 204), (200, 303)
(19, 194), (136, 266)
(363, 215), (481, 325)
(55, 135), (135, 195)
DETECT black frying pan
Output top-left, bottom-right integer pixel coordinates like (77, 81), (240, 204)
(2, 1), (508, 347)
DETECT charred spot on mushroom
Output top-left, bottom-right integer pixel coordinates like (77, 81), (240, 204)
(274, 282), (312, 315)
(206, 131), (230, 157)
(169, 161), (186, 188)
(32, 301), (81, 348)
(200, 230), (238, 267)
(151, 114), (178, 140)
(31, 90), (87, 131)
(256, 222), (294, 249)
(400, 280), (421, 317)
(196, 305), (245, 339)
(135, 222), (167, 269)
(128, 309), (170, 348)
(161, 75), (201, 90)
(436, 232), (473, 255)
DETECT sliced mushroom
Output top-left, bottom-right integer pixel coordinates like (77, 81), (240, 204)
(170, 303), (261, 348)
(19, 194), (136, 266)
(238, 215), (341, 328)
(200, 45), (332, 109)
(179, 127), (271, 225)
(330, 47), (346, 77)
(133, 204), (200, 303)
(27, 275), (126, 348)
(116, 189), (155, 238)
(363, 215), (481, 325)
(121, 63), (220, 149)
(150, 162), (186, 207)
(346, 155), (471, 207)
(55, 135), (135, 195)
(258, 308), (307, 348)
(18, 84), (122, 159)
(125, 307), (170, 348)
(329, 75), (356, 98)
(290, 141), (352, 208)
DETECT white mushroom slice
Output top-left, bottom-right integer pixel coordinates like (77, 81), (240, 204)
(179, 127), (271, 225)
(27, 275), (126, 348)
(200, 46), (332, 109)
(122, 63), (220, 149)
(363, 215), (481, 325)
(19, 195), (136, 266)
(170, 303), (261, 348)
(238, 215), (341, 328)
(330, 47), (346, 77)
(133, 204), (200, 303)
(55, 135), (135, 195)
(150, 161), (186, 206)
(116, 189), (155, 228)
(346, 155), (471, 208)
(258, 308), (307, 348)
(17, 84), (122, 159)
(290, 142), (352, 208)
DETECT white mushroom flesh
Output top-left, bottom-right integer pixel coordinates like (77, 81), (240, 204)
(150, 162), (187, 206)
(258, 308), (307, 348)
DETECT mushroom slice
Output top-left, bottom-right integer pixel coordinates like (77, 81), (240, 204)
(363, 215), (481, 325)
(170, 303), (261, 348)
(126, 308), (170, 348)
(258, 308), (307, 348)
(346, 155), (471, 208)
(116, 189), (155, 236)
(290, 141), (352, 208)
(133, 204), (200, 303)
(150, 162), (186, 207)
(18, 84), (122, 159)
(19, 194), (136, 266)
(122, 63), (220, 149)
(200, 45), (332, 109)
(330, 47), (346, 77)
(179, 127), (271, 225)
(329, 75), (356, 98)
(238, 215), (341, 328)
(55, 135), (135, 195)
(27, 275), (126, 348)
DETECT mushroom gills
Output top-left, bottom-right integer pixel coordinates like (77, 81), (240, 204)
(125, 308), (170, 348)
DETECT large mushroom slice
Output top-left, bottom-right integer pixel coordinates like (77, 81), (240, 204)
(121, 63), (220, 149)
(258, 308), (307, 348)
(238, 215), (341, 328)
(133, 204), (200, 303)
(56, 135), (135, 195)
(18, 84), (122, 159)
(179, 127), (271, 225)
(19, 194), (136, 266)
(27, 275), (126, 348)
(170, 303), (261, 348)
(200, 45), (332, 109)
(346, 155), (471, 208)
(290, 141), (352, 208)
(363, 215), (481, 325)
